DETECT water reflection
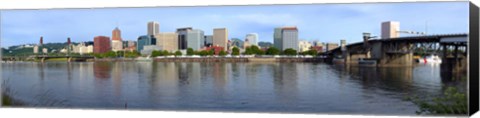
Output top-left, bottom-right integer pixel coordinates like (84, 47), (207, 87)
(1, 62), (467, 114)
(93, 62), (112, 79)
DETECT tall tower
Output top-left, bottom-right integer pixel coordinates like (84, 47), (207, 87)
(40, 36), (43, 46)
(147, 21), (160, 36)
(112, 27), (123, 52)
(273, 27), (283, 50)
(213, 28), (228, 50)
(381, 21), (400, 39)
(176, 27), (193, 50)
(281, 26), (299, 51)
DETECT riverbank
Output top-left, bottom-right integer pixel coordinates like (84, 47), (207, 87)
(80, 56), (328, 63)
(2, 92), (24, 106)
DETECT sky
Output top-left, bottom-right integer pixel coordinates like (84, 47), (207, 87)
(0, 1), (469, 47)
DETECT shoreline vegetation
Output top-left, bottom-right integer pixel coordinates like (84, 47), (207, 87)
(2, 92), (24, 106)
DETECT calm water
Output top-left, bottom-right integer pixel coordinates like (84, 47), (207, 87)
(1, 62), (466, 115)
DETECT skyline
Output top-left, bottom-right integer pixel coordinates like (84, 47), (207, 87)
(0, 1), (469, 47)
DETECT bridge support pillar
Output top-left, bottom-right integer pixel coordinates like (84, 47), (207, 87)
(378, 52), (413, 67)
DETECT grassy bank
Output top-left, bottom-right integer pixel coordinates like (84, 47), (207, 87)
(2, 92), (22, 106)
(45, 58), (68, 62)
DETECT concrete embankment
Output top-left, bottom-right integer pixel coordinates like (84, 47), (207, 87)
(154, 57), (326, 63)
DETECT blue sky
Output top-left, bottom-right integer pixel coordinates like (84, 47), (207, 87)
(0, 1), (469, 47)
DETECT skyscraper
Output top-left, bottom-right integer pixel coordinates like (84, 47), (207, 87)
(245, 33), (258, 46)
(111, 27), (123, 52)
(147, 21), (160, 36)
(274, 26), (299, 51)
(186, 29), (204, 50)
(93, 36), (111, 53)
(273, 27), (283, 50)
(176, 27), (193, 50)
(155, 32), (179, 52)
(381, 21), (400, 39)
(213, 28), (228, 50)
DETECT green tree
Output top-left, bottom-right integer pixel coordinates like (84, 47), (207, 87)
(219, 50), (227, 56)
(283, 48), (297, 55)
(197, 50), (209, 56)
(407, 87), (467, 115)
(231, 47), (240, 56)
(187, 48), (194, 55)
(151, 50), (161, 57)
(266, 47), (280, 55)
(208, 49), (215, 56)
(303, 49), (318, 56)
(104, 51), (117, 58)
(163, 50), (170, 56)
(124, 51), (140, 58)
(175, 50), (182, 56)
(244, 45), (261, 55)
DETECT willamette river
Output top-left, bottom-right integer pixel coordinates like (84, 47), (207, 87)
(1, 61), (467, 115)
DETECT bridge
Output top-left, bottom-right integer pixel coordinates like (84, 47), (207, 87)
(326, 33), (468, 72)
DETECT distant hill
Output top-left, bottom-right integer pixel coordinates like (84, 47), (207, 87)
(258, 41), (273, 48)
(3, 42), (78, 56)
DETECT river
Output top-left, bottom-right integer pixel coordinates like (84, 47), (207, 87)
(1, 62), (467, 115)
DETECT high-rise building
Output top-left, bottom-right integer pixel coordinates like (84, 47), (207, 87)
(273, 27), (283, 50)
(245, 33), (258, 46)
(213, 28), (228, 50)
(274, 26), (299, 51)
(39, 36), (43, 45)
(176, 27), (193, 50)
(298, 40), (312, 52)
(137, 35), (156, 52)
(381, 21), (400, 39)
(155, 32), (178, 52)
(94, 36), (111, 53)
(147, 21), (160, 36)
(204, 35), (213, 47)
(112, 27), (123, 52)
(186, 29), (204, 51)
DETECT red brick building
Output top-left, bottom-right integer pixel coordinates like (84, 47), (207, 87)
(94, 36), (111, 54)
(204, 46), (224, 55)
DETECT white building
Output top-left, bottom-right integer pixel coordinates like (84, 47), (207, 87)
(298, 40), (312, 52)
(274, 26), (299, 51)
(79, 45), (93, 55)
(42, 48), (48, 54)
(141, 45), (162, 55)
(245, 33), (258, 46)
(111, 40), (123, 52)
(33, 45), (39, 54)
(60, 48), (68, 53)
